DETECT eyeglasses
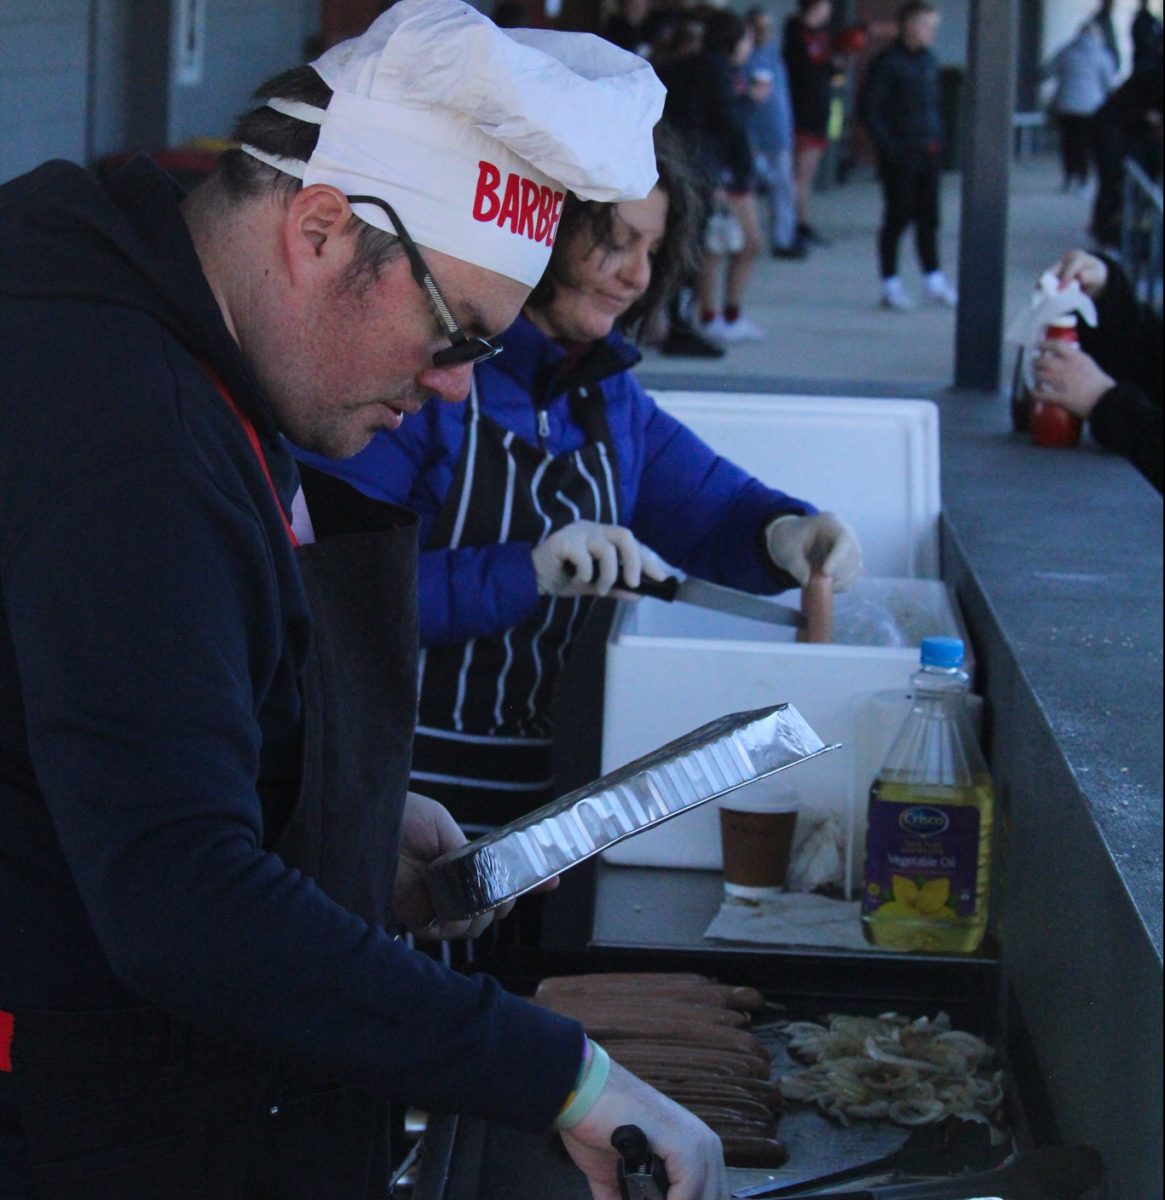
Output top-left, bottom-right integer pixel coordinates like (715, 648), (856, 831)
(346, 194), (503, 369)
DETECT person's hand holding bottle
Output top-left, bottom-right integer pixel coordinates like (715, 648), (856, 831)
(1032, 249), (1116, 419)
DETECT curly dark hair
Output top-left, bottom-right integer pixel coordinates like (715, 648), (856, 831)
(211, 66), (403, 290)
(525, 122), (702, 340)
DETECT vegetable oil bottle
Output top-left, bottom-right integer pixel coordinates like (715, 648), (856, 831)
(861, 637), (993, 953)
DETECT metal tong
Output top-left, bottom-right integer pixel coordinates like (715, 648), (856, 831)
(734, 1134), (1102, 1200)
(734, 1118), (1003, 1198)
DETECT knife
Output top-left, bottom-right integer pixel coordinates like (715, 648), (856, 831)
(627, 574), (806, 630)
(564, 562), (806, 629)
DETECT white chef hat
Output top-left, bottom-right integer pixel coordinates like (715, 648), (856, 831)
(240, 0), (665, 286)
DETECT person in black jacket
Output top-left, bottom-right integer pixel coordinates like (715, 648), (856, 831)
(859, 1), (958, 312)
(1131, 0), (1163, 76)
(1088, 62), (1164, 249)
(1032, 249), (1162, 492)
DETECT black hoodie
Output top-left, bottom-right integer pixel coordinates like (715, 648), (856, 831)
(0, 158), (580, 1130)
(859, 38), (944, 161)
(1080, 256), (1163, 492)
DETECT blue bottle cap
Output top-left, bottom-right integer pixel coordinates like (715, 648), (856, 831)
(920, 636), (964, 669)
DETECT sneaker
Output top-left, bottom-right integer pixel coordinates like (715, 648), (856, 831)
(721, 315), (766, 342)
(924, 271), (958, 307)
(699, 315), (733, 342)
(880, 276), (915, 311)
(660, 325), (726, 358)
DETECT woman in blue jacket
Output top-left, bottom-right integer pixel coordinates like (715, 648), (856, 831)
(296, 129), (861, 830)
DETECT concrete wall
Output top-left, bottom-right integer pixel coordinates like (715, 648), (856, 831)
(0, 0), (318, 184)
(0, 0), (91, 181)
(937, 400), (1164, 1198)
(166, 0), (310, 147)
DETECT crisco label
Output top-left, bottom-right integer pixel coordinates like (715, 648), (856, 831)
(864, 793), (981, 919)
(899, 806), (950, 837)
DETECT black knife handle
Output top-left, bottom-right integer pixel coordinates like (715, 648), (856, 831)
(562, 560), (680, 601)
(613, 1125), (670, 1199)
(625, 573), (680, 601)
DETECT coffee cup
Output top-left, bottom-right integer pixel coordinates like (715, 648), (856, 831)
(719, 788), (800, 899)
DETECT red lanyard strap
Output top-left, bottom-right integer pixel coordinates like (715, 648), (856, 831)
(0, 1009), (12, 1071)
(202, 362), (298, 548)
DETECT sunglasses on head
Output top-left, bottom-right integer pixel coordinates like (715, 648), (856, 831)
(346, 194), (503, 369)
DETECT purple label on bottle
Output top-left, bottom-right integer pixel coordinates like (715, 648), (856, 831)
(863, 800), (981, 919)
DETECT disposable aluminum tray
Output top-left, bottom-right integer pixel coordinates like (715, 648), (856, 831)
(424, 703), (836, 923)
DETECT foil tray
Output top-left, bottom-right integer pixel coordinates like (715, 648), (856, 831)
(424, 703), (837, 922)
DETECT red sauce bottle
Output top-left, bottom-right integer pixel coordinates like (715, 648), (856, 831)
(1030, 316), (1084, 448)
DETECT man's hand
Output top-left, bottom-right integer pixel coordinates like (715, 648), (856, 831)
(1032, 337), (1116, 419)
(393, 792), (515, 940)
(532, 521), (668, 599)
(559, 1058), (727, 1200)
(766, 512), (862, 591)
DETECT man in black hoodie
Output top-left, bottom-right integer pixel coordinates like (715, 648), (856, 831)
(0, 4), (725, 1199)
(859, 1), (958, 312)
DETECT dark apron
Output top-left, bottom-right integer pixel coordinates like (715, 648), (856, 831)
(5, 427), (419, 1197)
(410, 378), (620, 830)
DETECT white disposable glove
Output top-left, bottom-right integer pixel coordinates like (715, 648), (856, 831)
(559, 1057), (727, 1200)
(765, 512), (862, 591)
(532, 521), (668, 599)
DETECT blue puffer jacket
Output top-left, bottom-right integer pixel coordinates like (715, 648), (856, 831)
(296, 315), (815, 649)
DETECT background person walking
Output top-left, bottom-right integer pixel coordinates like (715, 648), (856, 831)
(1040, 21), (1116, 192)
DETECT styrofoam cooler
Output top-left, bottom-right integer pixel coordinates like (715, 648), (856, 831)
(599, 577), (971, 893)
(650, 393), (942, 579)
(598, 392), (960, 895)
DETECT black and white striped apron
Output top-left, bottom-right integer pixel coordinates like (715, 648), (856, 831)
(411, 377), (620, 831)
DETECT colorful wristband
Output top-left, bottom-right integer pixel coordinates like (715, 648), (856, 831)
(553, 1038), (610, 1131)
(553, 1037), (592, 1127)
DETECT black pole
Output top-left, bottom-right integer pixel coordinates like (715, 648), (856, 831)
(954, 0), (1018, 392)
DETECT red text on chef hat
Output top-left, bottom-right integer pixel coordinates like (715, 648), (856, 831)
(473, 161), (565, 246)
